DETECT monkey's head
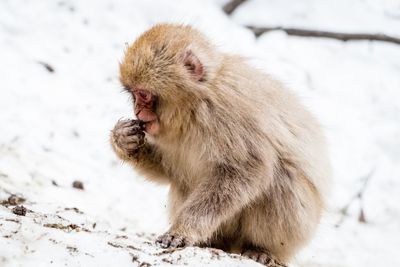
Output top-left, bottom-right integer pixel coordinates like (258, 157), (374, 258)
(119, 24), (221, 137)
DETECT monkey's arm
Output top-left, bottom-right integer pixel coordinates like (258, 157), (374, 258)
(110, 119), (169, 183)
(117, 144), (168, 183)
(158, 156), (273, 247)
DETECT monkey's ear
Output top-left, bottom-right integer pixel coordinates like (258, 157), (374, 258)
(182, 50), (204, 82)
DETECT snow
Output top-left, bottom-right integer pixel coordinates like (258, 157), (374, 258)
(233, 0), (400, 35)
(1, 0), (400, 266)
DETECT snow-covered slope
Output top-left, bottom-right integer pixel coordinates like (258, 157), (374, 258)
(1, 0), (399, 266)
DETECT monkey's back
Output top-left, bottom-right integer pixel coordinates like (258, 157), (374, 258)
(217, 55), (331, 200)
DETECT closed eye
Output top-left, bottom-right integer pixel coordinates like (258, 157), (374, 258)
(121, 84), (131, 93)
(121, 85), (136, 101)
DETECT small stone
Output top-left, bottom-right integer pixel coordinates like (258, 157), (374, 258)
(72, 180), (84, 190)
(7, 195), (26, 205)
(12, 205), (27, 216)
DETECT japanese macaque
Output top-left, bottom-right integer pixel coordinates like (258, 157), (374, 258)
(110, 24), (331, 266)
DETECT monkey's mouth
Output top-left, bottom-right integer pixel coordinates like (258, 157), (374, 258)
(134, 108), (158, 134)
(143, 120), (159, 135)
(135, 108), (156, 122)
(133, 89), (159, 135)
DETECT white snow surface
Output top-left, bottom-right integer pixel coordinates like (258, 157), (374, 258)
(1, 0), (400, 266)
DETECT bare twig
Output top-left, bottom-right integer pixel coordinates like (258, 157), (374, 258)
(37, 61), (55, 73)
(246, 26), (400, 45)
(223, 0), (249, 15)
(335, 169), (374, 227)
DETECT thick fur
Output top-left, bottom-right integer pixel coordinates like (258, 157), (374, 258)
(112, 24), (331, 265)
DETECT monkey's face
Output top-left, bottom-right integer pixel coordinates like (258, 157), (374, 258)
(119, 25), (209, 137)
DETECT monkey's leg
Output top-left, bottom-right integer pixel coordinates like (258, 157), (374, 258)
(156, 160), (272, 248)
(242, 249), (287, 267)
(240, 163), (323, 264)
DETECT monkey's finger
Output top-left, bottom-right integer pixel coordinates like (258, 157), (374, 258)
(115, 125), (143, 137)
(125, 141), (145, 150)
(114, 133), (141, 149)
(258, 254), (269, 265)
(248, 253), (258, 261)
(115, 118), (132, 128)
(128, 119), (145, 128)
(170, 235), (186, 248)
(125, 143), (138, 151)
(243, 251), (263, 262)
(113, 122), (133, 135)
(160, 237), (172, 248)
(125, 126), (145, 136)
(117, 139), (144, 152)
(125, 134), (145, 145)
(156, 233), (173, 248)
(114, 119), (144, 133)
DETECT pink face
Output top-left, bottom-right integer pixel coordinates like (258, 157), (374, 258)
(125, 49), (205, 136)
(133, 89), (159, 135)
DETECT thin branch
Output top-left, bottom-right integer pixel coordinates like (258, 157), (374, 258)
(246, 26), (400, 45)
(339, 170), (372, 213)
(223, 0), (249, 15)
(335, 169), (374, 227)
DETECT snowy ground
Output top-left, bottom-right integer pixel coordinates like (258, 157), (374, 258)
(1, 0), (400, 266)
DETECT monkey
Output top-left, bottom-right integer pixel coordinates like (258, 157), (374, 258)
(110, 24), (331, 266)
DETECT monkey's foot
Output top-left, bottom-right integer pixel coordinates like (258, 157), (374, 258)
(242, 250), (287, 267)
(155, 232), (192, 249)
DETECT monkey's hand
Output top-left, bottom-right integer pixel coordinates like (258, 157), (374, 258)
(155, 232), (193, 249)
(110, 119), (145, 160)
(111, 119), (168, 184)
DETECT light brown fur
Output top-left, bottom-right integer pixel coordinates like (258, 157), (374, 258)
(111, 24), (331, 266)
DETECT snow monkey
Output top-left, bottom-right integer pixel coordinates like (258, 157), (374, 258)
(110, 24), (331, 266)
